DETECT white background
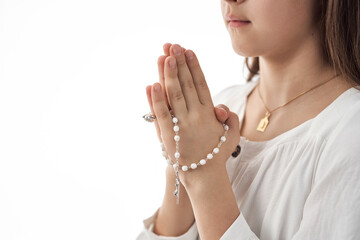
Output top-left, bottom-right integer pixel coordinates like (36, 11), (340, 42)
(0, 0), (248, 239)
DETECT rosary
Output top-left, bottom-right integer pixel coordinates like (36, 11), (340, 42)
(160, 114), (229, 204)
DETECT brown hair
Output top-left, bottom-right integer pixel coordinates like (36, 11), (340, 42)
(244, 0), (360, 89)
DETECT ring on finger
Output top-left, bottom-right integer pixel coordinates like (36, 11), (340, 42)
(143, 112), (156, 122)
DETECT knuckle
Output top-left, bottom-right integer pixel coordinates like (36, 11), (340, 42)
(152, 94), (162, 103)
(233, 112), (240, 121)
(176, 56), (186, 65)
(157, 108), (169, 119)
(227, 111), (238, 122)
(170, 90), (184, 102)
(197, 78), (208, 89)
(181, 79), (195, 90)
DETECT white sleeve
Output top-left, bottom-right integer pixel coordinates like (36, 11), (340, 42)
(136, 208), (199, 240)
(220, 213), (259, 240)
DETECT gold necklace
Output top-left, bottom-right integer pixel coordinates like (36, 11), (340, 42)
(256, 74), (340, 132)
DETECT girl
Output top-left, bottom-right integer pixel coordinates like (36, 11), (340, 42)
(137, 0), (360, 239)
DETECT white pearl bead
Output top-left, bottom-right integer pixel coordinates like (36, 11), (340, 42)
(174, 152), (180, 159)
(173, 125), (179, 132)
(213, 147), (219, 154)
(160, 142), (165, 148)
(162, 151), (167, 157)
(207, 153), (213, 159)
(191, 163), (197, 169)
(200, 159), (206, 165)
(224, 125), (229, 131)
(182, 166), (188, 171)
(173, 163), (179, 169)
(174, 135), (180, 141)
(172, 117), (178, 123)
(221, 136), (227, 142)
(167, 159), (172, 165)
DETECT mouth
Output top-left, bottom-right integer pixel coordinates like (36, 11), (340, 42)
(228, 20), (251, 28)
(225, 15), (250, 22)
(229, 20), (251, 23)
(225, 15), (251, 27)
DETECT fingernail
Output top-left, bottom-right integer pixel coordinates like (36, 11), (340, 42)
(219, 107), (226, 113)
(185, 50), (194, 60)
(169, 58), (176, 68)
(154, 83), (161, 92)
(173, 45), (181, 56)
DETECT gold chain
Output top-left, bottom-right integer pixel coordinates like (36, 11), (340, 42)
(256, 74), (340, 132)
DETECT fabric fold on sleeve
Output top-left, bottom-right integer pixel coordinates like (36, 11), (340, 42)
(220, 212), (259, 240)
(136, 208), (199, 240)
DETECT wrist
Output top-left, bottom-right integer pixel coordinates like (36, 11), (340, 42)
(165, 164), (178, 185)
(180, 161), (229, 191)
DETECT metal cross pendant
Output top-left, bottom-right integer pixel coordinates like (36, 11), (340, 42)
(173, 171), (180, 205)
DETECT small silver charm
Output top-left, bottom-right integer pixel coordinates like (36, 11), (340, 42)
(174, 171), (180, 204)
(142, 112), (156, 122)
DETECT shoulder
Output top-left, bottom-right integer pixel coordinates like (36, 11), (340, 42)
(324, 88), (360, 156)
(315, 89), (360, 178)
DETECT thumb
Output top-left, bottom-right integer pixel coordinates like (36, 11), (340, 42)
(224, 111), (240, 142)
(214, 104), (230, 123)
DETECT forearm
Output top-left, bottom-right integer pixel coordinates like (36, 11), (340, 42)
(183, 165), (240, 240)
(153, 165), (195, 236)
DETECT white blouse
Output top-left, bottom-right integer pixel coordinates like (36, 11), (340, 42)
(136, 79), (360, 240)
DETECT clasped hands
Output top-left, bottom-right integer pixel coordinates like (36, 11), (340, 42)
(146, 43), (240, 184)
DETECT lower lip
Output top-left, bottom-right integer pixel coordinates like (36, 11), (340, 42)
(229, 21), (251, 28)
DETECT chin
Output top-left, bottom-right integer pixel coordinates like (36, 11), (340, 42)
(231, 41), (259, 58)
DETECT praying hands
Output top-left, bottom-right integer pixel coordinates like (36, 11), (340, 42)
(145, 43), (241, 240)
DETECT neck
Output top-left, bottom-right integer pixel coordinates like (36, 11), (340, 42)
(257, 32), (347, 109)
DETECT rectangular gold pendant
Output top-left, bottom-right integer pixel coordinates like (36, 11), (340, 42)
(257, 116), (269, 132)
